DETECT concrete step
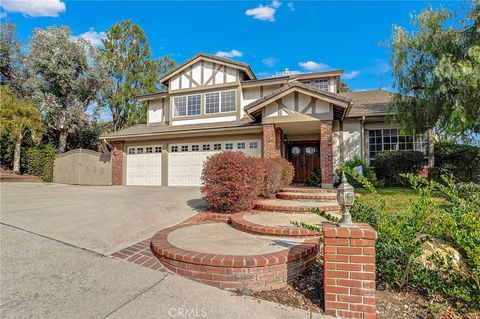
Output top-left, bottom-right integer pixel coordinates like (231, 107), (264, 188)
(280, 186), (337, 194)
(276, 191), (337, 201)
(255, 198), (341, 213)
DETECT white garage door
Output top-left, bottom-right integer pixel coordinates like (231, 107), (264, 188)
(168, 140), (261, 186)
(126, 145), (162, 186)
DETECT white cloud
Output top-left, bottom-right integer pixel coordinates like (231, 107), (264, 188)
(79, 28), (106, 47)
(343, 70), (360, 79)
(287, 2), (295, 11)
(262, 57), (278, 67)
(215, 49), (243, 58)
(245, 1), (281, 22)
(1, 0), (66, 17)
(298, 61), (330, 71)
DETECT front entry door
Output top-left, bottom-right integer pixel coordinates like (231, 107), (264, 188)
(288, 141), (320, 183)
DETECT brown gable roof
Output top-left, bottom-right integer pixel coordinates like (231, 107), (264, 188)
(244, 81), (352, 113)
(341, 89), (394, 117)
(159, 53), (256, 84)
(100, 119), (260, 140)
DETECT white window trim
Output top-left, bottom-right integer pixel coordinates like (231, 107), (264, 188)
(127, 145), (163, 155)
(172, 90), (236, 118)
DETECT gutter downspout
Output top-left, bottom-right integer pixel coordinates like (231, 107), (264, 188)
(361, 116), (366, 164)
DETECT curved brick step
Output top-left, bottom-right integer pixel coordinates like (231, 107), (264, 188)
(255, 198), (341, 214)
(281, 186), (337, 194)
(230, 211), (322, 237)
(276, 191), (337, 201)
(150, 222), (319, 291)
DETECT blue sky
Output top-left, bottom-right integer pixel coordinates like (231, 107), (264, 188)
(1, 0), (464, 91)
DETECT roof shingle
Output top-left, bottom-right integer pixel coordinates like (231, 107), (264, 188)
(341, 89), (394, 117)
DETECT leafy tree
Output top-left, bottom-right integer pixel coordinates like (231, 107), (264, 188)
(0, 22), (28, 98)
(389, 1), (480, 140)
(0, 86), (44, 174)
(26, 26), (107, 153)
(99, 20), (175, 131)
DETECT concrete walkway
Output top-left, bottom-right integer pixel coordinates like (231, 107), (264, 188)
(0, 182), (331, 319)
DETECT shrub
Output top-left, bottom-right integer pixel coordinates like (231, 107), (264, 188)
(25, 145), (57, 182)
(201, 151), (264, 213)
(260, 158), (294, 198)
(350, 174), (480, 310)
(306, 168), (322, 187)
(339, 157), (376, 188)
(373, 150), (425, 186)
(433, 142), (480, 182)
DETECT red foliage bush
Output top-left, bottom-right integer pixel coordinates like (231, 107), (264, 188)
(201, 151), (264, 213)
(260, 158), (294, 198)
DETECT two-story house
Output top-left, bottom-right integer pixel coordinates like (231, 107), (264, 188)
(101, 53), (433, 187)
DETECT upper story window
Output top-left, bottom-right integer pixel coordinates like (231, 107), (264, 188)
(174, 94), (201, 117)
(303, 79), (329, 91)
(174, 90), (236, 117)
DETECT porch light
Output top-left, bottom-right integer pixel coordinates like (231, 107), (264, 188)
(336, 172), (355, 226)
(283, 135), (288, 143)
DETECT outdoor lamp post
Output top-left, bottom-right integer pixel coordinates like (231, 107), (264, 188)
(336, 171), (355, 226)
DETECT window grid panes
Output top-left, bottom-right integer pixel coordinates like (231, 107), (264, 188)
(181, 145), (189, 152)
(225, 143), (233, 150)
(202, 144), (210, 151)
(187, 94), (201, 116)
(221, 91), (236, 112)
(154, 146), (162, 153)
(192, 145), (199, 151)
(213, 143), (222, 150)
(173, 96), (186, 116)
(303, 79), (329, 91)
(128, 148), (135, 154)
(146, 147), (153, 153)
(237, 142), (245, 149)
(171, 146), (178, 152)
(137, 147), (144, 154)
(368, 129), (428, 164)
(249, 141), (258, 149)
(205, 92), (220, 114)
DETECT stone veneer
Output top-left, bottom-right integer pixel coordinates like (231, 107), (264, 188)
(111, 140), (124, 186)
(323, 222), (377, 319)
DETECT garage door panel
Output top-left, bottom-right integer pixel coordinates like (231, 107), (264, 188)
(126, 153), (162, 186)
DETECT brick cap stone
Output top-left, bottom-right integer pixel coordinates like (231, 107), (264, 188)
(322, 222), (377, 240)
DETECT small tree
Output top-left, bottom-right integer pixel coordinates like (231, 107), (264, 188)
(0, 85), (43, 174)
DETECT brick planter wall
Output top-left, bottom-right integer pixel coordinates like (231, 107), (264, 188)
(111, 140), (125, 186)
(323, 223), (377, 319)
(320, 121), (334, 187)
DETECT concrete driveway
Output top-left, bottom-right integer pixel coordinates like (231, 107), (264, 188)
(0, 183), (206, 254)
(0, 182), (327, 319)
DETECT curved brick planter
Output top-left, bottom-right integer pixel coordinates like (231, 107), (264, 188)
(230, 211), (320, 237)
(276, 192), (337, 201)
(150, 223), (319, 291)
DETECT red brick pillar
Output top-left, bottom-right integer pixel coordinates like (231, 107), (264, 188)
(263, 124), (281, 158)
(111, 140), (125, 186)
(320, 121), (334, 187)
(323, 223), (377, 319)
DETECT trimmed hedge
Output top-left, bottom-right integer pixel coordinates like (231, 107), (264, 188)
(433, 142), (480, 182)
(201, 152), (294, 213)
(25, 145), (57, 182)
(373, 150), (425, 186)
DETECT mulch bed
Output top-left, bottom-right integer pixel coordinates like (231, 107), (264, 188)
(251, 256), (476, 319)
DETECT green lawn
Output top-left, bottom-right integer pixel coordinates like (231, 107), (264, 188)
(355, 187), (423, 214)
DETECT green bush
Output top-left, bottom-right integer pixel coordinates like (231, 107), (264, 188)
(373, 150), (425, 186)
(433, 142), (480, 182)
(25, 145), (57, 182)
(306, 168), (322, 187)
(339, 157), (376, 188)
(350, 174), (480, 310)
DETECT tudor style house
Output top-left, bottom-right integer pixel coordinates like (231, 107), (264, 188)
(101, 53), (433, 187)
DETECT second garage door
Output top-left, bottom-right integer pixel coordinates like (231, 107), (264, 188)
(168, 140), (261, 186)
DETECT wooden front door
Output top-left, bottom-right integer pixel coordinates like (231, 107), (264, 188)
(287, 141), (321, 183)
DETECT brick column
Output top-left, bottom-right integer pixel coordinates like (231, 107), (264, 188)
(323, 223), (377, 319)
(320, 120), (334, 187)
(263, 124), (281, 158)
(111, 140), (125, 186)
